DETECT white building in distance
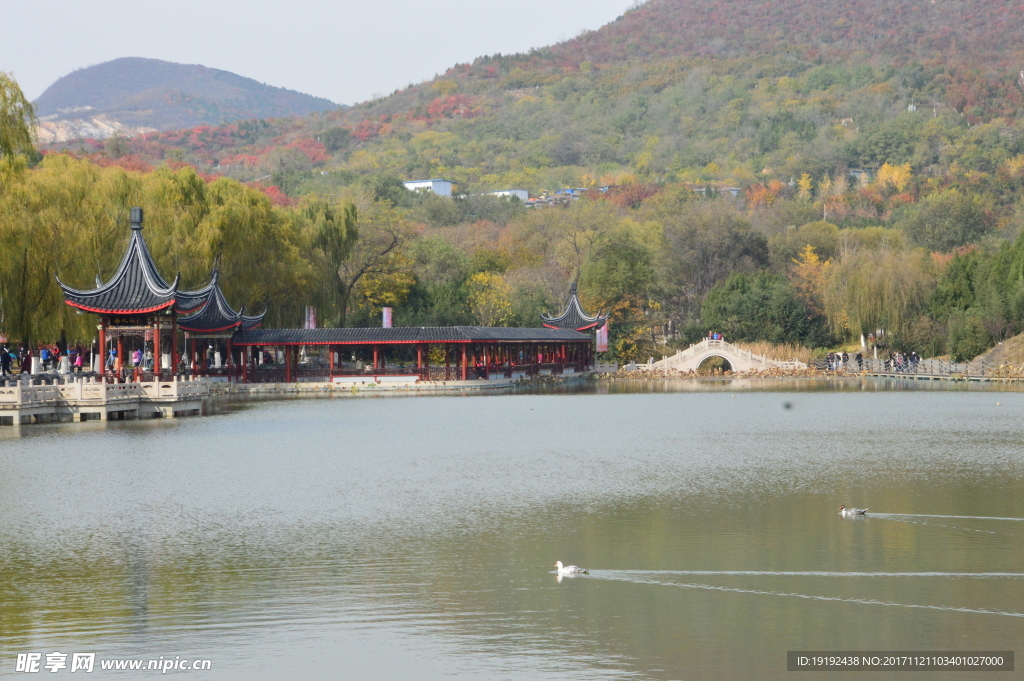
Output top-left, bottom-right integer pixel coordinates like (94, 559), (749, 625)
(403, 179), (453, 197)
(489, 189), (529, 202)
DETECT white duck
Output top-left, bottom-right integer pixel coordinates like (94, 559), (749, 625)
(839, 505), (868, 516)
(554, 561), (589, 575)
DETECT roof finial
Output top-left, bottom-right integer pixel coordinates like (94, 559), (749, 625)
(569, 281), (578, 296)
(130, 206), (144, 230)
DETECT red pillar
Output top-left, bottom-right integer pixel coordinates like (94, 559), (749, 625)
(461, 344), (468, 381)
(285, 345), (292, 383)
(329, 345), (335, 374)
(153, 321), (161, 376)
(171, 317), (179, 376)
(116, 335), (123, 375)
(417, 344), (423, 379)
(243, 346), (249, 383)
(98, 322), (107, 377)
(373, 346), (379, 371)
(226, 338), (234, 382)
(444, 343), (450, 380)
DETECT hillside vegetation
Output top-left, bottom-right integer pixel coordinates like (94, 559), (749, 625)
(16, 0), (1024, 362)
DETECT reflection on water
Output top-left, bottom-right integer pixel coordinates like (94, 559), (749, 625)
(1, 380), (1023, 680)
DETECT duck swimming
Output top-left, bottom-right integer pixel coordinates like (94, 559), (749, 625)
(839, 505), (868, 516)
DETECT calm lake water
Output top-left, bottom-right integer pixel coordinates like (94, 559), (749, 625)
(1, 379), (1022, 680)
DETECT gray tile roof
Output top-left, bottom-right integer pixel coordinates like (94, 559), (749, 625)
(233, 326), (590, 345)
(541, 285), (607, 331)
(58, 223), (180, 314)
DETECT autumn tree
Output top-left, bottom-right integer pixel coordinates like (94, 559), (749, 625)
(466, 272), (513, 326)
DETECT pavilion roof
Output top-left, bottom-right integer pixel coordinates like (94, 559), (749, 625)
(178, 272), (266, 334)
(541, 284), (606, 331)
(241, 309), (266, 331)
(175, 271), (219, 315)
(232, 326), (590, 346)
(58, 208), (180, 314)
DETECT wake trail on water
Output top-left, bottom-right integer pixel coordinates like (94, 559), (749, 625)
(596, 570), (1024, 578)
(587, 573), (1024, 618)
(872, 513), (1024, 521)
(873, 516), (1006, 536)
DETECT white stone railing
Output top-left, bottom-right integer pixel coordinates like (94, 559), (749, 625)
(0, 377), (209, 407)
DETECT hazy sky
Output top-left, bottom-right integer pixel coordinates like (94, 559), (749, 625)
(3, 0), (635, 105)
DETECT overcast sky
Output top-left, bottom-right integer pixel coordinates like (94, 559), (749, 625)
(3, 0), (635, 105)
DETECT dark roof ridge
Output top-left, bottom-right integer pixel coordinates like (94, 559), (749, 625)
(541, 284), (607, 331)
(58, 225), (180, 313)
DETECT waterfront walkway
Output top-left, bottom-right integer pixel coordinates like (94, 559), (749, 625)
(0, 375), (208, 424)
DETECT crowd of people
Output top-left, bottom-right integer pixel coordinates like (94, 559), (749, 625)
(825, 351), (863, 371)
(821, 349), (923, 372)
(885, 351), (920, 372)
(0, 344), (90, 377)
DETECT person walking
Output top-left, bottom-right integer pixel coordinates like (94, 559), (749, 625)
(73, 352), (83, 373)
(0, 346), (10, 377)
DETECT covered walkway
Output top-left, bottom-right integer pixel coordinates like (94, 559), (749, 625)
(230, 326), (594, 383)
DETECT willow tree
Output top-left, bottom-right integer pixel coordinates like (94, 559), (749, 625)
(0, 155), (112, 347)
(0, 72), (36, 160)
(305, 198), (358, 326)
(820, 247), (937, 340)
(0, 155), (314, 345)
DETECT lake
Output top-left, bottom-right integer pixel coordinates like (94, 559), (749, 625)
(1, 379), (1022, 679)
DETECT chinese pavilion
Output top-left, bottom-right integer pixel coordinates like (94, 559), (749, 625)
(57, 207), (221, 377)
(177, 269), (265, 375)
(542, 284), (607, 331)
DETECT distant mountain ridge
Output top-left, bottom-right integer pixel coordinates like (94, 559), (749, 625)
(39, 0), (1024, 194)
(34, 57), (338, 142)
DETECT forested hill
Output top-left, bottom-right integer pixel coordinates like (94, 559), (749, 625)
(564, 0), (1022, 76)
(34, 58), (337, 143)
(51, 0), (1024, 194)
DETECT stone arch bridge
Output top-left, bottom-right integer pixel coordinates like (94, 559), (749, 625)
(640, 338), (807, 373)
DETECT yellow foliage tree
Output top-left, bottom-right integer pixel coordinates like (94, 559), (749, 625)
(876, 162), (912, 192)
(796, 173), (813, 202)
(788, 245), (830, 316)
(466, 272), (512, 326)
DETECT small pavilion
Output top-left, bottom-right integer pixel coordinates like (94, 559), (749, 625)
(541, 284), (607, 332)
(57, 207), (216, 378)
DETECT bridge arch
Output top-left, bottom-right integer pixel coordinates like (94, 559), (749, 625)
(647, 338), (807, 374)
(696, 354), (733, 373)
